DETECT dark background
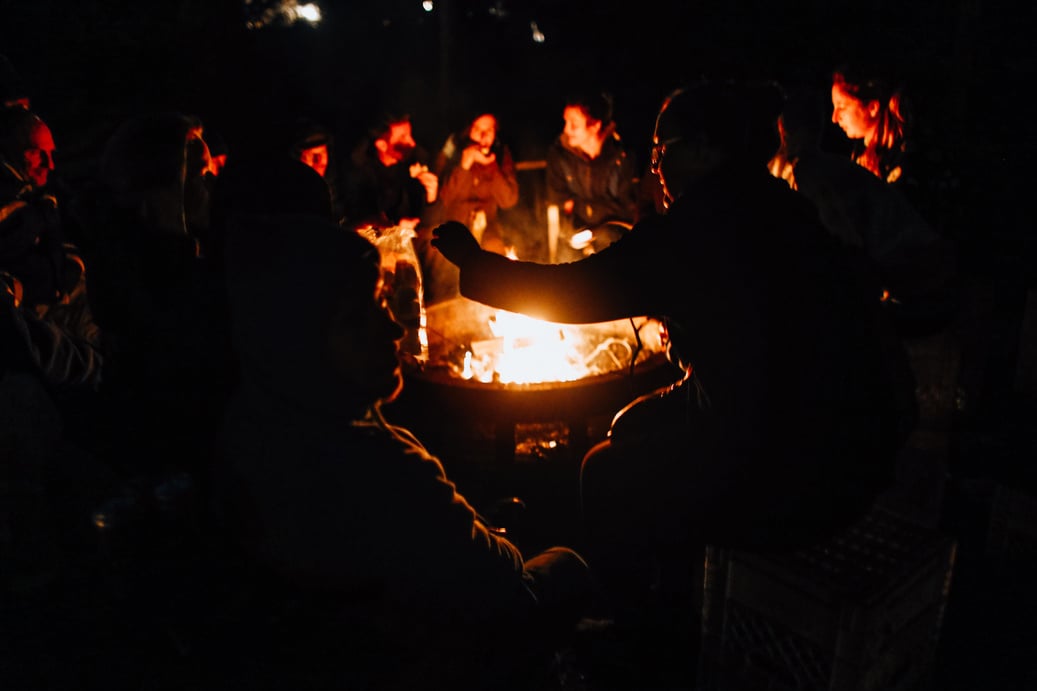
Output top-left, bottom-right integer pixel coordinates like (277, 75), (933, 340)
(1, 0), (1033, 335)
(1, 0), (1033, 299)
(1, 0), (1031, 166)
(2, 5), (1037, 687)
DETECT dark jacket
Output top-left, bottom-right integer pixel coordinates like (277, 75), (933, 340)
(457, 164), (913, 495)
(0, 160), (71, 309)
(545, 132), (637, 229)
(217, 213), (538, 623)
(343, 141), (432, 229)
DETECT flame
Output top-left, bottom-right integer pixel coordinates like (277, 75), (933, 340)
(570, 229), (594, 250)
(491, 311), (586, 384)
(426, 297), (664, 386)
(453, 309), (660, 385)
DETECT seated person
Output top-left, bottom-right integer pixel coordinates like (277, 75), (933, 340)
(830, 66), (910, 185)
(86, 112), (233, 476)
(343, 112), (451, 305)
(773, 85), (958, 336)
(434, 80), (915, 685)
(287, 116), (346, 223)
(428, 111), (519, 300)
(433, 111), (519, 255)
(342, 112), (438, 231)
(216, 213), (592, 689)
(0, 107), (81, 315)
(546, 90), (637, 260)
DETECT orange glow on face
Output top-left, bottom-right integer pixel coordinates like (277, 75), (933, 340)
(831, 82), (879, 143)
(209, 153), (228, 176)
(469, 115), (497, 151)
(562, 106), (602, 156)
(23, 121), (55, 187)
(298, 144), (329, 177)
(376, 121), (417, 167)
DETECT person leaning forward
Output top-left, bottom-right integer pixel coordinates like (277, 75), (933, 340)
(432, 81), (917, 669)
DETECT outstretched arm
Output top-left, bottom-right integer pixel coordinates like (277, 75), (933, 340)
(432, 220), (659, 324)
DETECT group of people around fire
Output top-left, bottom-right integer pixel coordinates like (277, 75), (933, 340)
(2, 49), (956, 689)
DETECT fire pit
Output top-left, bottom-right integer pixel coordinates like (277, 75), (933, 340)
(388, 297), (683, 464)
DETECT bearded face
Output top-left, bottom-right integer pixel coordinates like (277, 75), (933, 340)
(376, 121), (417, 167)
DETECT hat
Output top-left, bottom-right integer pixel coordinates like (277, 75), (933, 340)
(289, 117), (331, 154)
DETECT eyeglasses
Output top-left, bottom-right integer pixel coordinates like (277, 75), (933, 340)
(649, 136), (682, 173)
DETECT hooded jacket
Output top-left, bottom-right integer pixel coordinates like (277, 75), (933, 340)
(218, 214), (536, 625)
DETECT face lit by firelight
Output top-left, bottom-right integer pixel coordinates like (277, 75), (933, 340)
(376, 121), (417, 167)
(468, 114), (496, 151)
(831, 81), (879, 142)
(298, 144), (329, 177)
(23, 120), (55, 187)
(562, 106), (602, 155)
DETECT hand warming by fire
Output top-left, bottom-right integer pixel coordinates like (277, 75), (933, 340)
(426, 221), (667, 385)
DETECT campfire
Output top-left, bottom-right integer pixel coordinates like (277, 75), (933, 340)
(366, 226), (681, 465)
(416, 297), (667, 386)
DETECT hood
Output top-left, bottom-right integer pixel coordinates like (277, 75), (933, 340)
(225, 213), (380, 417)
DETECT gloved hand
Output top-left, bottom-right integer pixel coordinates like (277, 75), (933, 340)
(431, 221), (482, 269)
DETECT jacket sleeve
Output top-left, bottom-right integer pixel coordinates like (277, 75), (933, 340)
(458, 215), (667, 324)
(2, 299), (102, 391)
(545, 146), (572, 208)
(375, 428), (537, 620)
(610, 150), (639, 223)
(490, 148), (520, 210)
(437, 165), (471, 208)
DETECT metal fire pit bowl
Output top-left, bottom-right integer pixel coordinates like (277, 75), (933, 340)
(387, 298), (684, 464)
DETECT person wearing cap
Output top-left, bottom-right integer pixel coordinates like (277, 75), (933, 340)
(434, 79), (914, 686)
(289, 117), (332, 178)
(216, 212), (591, 689)
(288, 117), (346, 223)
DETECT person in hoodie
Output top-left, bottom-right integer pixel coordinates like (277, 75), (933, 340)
(545, 90), (638, 261)
(85, 112), (233, 476)
(217, 209), (591, 690)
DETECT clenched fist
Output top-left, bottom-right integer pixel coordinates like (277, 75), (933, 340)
(431, 221), (482, 268)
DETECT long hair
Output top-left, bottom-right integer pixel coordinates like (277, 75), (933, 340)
(832, 70), (910, 183)
(565, 90), (617, 140)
